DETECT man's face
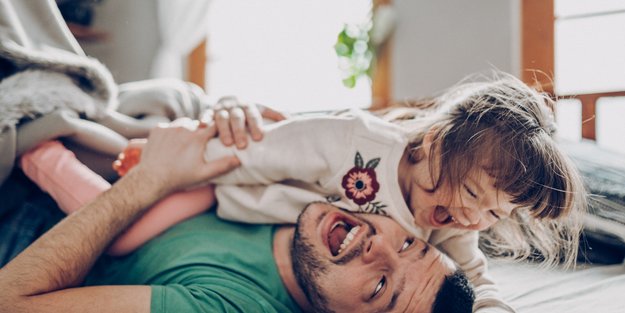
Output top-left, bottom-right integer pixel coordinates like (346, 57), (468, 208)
(291, 203), (456, 313)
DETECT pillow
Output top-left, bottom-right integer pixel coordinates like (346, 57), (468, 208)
(559, 139), (625, 264)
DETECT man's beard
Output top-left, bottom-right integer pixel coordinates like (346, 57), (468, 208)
(290, 205), (333, 313)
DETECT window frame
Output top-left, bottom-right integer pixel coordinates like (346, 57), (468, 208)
(522, 0), (625, 140)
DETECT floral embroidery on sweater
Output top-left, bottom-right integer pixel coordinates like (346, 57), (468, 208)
(341, 151), (388, 215)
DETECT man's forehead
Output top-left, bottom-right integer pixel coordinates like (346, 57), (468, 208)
(379, 247), (454, 312)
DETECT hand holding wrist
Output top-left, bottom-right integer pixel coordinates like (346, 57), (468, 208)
(135, 119), (240, 194)
(205, 97), (287, 149)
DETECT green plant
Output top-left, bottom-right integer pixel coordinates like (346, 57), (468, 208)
(334, 20), (375, 88)
(335, 4), (396, 89)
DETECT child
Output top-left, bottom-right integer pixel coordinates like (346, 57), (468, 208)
(21, 74), (586, 312)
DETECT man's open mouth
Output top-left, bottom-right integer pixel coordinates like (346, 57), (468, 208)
(323, 213), (363, 257)
(432, 205), (454, 226)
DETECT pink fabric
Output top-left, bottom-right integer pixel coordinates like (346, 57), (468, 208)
(20, 141), (215, 256)
(20, 141), (110, 214)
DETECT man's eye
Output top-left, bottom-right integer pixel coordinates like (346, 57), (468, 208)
(371, 276), (386, 299)
(463, 184), (477, 198)
(400, 238), (414, 252)
(490, 210), (500, 219)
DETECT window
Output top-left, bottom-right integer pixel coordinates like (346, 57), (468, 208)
(524, 0), (625, 154)
(204, 0), (373, 113)
(555, 0), (625, 95)
(554, 0), (625, 154)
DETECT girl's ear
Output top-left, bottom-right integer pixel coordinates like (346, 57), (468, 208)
(422, 126), (438, 158)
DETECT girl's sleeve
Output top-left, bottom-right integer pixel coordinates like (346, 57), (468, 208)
(20, 141), (215, 256)
(215, 182), (337, 224)
(437, 231), (517, 313)
(204, 114), (356, 186)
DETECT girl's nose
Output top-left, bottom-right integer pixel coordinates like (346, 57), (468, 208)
(462, 207), (482, 225)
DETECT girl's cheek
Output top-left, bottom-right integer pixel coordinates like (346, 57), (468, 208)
(477, 220), (496, 231)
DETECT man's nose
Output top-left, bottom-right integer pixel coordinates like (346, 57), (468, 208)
(362, 235), (399, 265)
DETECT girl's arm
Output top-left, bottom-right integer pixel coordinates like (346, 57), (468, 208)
(205, 115), (352, 185)
(19, 140), (215, 256)
(437, 231), (517, 313)
(205, 110), (399, 186)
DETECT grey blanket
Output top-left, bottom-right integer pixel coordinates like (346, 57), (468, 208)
(0, 0), (208, 186)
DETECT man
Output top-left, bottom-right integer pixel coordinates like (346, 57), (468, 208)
(0, 122), (474, 312)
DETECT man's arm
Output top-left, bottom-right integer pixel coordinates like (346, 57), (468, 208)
(0, 122), (239, 313)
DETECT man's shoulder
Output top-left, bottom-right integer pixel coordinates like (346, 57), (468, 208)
(90, 213), (299, 312)
(146, 213), (299, 312)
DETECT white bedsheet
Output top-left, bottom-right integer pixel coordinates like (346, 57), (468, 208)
(491, 260), (625, 312)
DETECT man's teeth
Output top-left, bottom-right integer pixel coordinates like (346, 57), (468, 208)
(332, 221), (346, 231)
(337, 226), (361, 255)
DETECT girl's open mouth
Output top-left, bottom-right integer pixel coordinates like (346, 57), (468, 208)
(432, 205), (455, 227)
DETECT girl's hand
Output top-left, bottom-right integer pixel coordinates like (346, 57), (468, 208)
(113, 139), (147, 177)
(202, 96), (287, 149)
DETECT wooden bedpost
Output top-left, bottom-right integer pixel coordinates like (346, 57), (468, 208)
(521, 0), (554, 95)
(188, 39), (207, 90)
(371, 0), (393, 110)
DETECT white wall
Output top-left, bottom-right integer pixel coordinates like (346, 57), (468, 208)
(79, 0), (521, 96)
(392, 0), (520, 99)
(81, 0), (160, 83)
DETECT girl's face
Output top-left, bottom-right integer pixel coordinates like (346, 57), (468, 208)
(398, 145), (516, 231)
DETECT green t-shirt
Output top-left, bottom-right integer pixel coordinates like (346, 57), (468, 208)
(85, 212), (300, 313)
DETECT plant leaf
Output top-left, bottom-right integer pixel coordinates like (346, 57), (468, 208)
(355, 151), (364, 168)
(334, 42), (350, 56)
(366, 158), (380, 169)
(342, 76), (356, 88)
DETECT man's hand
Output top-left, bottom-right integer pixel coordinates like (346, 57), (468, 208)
(134, 118), (241, 195)
(203, 96), (287, 149)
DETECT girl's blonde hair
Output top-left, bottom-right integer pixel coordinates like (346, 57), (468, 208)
(379, 73), (586, 268)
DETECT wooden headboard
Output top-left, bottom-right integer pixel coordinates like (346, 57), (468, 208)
(560, 91), (625, 141)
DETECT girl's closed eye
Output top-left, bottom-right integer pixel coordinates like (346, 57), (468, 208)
(463, 184), (478, 199)
(489, 210), (500, 219)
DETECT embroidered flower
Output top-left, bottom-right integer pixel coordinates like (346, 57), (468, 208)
(341, 151), (381, 206)
(342, 167), (380, 205)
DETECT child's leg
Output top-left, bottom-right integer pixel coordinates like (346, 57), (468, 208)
(20, 141), (215, 256)
(19, 141), (110, 214)
(106, 187), (214, 255)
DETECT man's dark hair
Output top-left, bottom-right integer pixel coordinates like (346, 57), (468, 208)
(432, 270), (475, 313)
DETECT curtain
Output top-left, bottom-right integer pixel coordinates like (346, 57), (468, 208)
(150, 0), (211, 79)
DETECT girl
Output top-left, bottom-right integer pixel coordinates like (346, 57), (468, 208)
(21, 73), (586, 312)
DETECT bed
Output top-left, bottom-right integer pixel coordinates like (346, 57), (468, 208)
(492, 261), (625, 312)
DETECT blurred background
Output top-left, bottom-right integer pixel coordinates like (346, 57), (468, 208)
(62, 0), (625, 154)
